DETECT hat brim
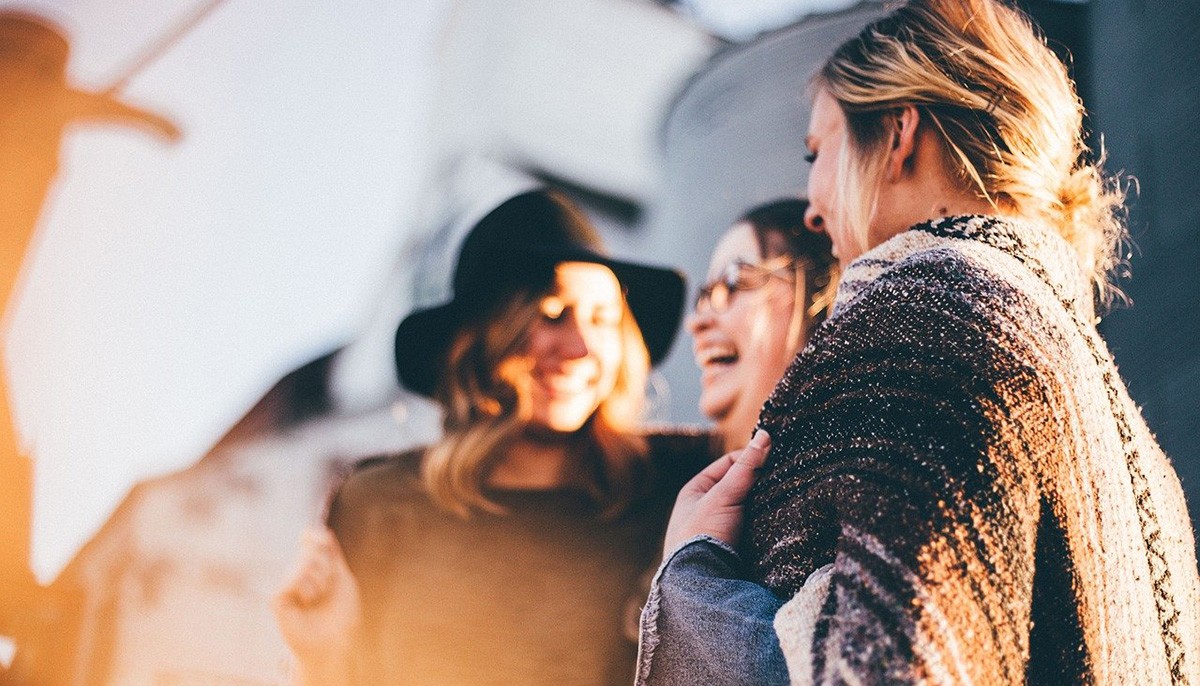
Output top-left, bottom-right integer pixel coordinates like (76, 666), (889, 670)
(394, 300), (472, 398)
(395, 249), (685, 398)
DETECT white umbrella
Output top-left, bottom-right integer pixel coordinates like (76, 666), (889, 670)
(6, 0), (453, 583)
(1, 2), (717, 681)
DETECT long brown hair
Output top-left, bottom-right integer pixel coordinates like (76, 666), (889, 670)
(422, 282), (650, 519)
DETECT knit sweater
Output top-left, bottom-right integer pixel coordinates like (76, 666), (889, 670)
(747, 216), (1200, 685)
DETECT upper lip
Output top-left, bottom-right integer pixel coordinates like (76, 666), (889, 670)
(693, 341), (738, 367)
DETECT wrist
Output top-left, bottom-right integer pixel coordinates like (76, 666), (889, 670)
(663, 534), (740, 568)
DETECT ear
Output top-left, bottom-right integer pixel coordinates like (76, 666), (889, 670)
(885, 105), (921, 181)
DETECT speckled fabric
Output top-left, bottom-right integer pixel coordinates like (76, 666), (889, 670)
(747, 216), (1200, 685)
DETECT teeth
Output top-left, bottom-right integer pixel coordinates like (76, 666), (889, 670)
(697, 346), (738, 366)
(539, 374), (593, 393)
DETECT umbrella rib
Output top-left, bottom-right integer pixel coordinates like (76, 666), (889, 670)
(101, 0), (231, 95)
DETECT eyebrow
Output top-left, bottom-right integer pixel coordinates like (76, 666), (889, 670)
(804, 135), (815, 150)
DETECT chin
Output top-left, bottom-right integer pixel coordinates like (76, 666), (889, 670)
(698, 388), (736, 424)
(538, 404), (599, 433)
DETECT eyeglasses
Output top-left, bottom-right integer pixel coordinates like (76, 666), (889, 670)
(694, 255), (799, 314)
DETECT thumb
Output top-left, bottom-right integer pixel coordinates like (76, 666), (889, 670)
(708, 429), (770, 505)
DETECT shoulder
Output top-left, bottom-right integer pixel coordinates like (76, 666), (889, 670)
(856, 236), (1017, 307)
(824, 234), (1049, 366)
(831, 215), (1081, 337)
(761, 229), (1063, 465)
(644, 426), (718, 460)
(330, 447), (427, 514)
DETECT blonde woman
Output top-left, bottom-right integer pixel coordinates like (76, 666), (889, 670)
(275, 190), (711, 685)
(642, 1), (1200, 684)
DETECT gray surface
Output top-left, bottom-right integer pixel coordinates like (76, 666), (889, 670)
(1090, 0), (1200, 543)
(644, 2), (887, 427)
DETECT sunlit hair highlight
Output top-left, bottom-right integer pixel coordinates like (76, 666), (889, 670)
(741, 198), (841, 351)
(422, 282), (649, 519)
(815, 0), (1128, 307)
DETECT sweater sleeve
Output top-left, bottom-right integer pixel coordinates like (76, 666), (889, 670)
(748, 254), (1049, 685)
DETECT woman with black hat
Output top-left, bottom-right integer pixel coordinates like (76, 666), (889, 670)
(273, 189), (712, 685)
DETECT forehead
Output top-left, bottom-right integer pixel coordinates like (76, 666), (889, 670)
(707, 223), (763, 278)
(551, 261), (621, 300)
(807, 88), (844, 139)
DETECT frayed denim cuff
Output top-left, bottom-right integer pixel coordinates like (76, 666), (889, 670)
(636, 536), (787, 686)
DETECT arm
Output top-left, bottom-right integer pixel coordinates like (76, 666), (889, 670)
(637, 536), (789, 686)
(749, 263), (1044, 684)
(636, 432), (790, 685)
(273, 460), (390, 686)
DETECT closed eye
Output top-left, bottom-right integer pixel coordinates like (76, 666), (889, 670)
(540, 296), (566, 321)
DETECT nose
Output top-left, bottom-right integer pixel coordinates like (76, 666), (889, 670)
(804, 205), (825, 234)
(685, 307), (714, 337)
(555, 313), (591, 361)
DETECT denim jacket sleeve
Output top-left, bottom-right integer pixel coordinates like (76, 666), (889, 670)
(635, 535), (789, 686)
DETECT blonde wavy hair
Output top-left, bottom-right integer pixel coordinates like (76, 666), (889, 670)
(422, 282), (650, 519)
(816, 0), (1127, 306)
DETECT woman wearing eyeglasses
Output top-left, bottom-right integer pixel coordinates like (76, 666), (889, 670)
(688, 199), (838, 454)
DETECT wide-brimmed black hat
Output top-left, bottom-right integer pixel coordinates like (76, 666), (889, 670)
(395, 189), (685, 397)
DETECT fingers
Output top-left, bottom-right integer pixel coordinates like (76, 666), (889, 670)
(276, 527), (343, 610)
(738, 429), (771, 468)
(661, 430), (773, 552)
(707, 429), (771, 504)
(679, 449), (740, 498)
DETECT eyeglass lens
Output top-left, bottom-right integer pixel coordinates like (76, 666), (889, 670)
(694, 257), (797, 314)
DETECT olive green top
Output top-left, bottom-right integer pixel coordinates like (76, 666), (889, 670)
(328, 431), (714, 686)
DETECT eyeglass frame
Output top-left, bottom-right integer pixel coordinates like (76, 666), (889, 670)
(693, 254), (803, 315)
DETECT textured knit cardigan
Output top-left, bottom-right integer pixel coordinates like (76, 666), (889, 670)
(746, 216), (1200, 685)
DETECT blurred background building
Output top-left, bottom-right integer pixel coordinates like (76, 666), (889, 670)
(0, 0), (1196, 683)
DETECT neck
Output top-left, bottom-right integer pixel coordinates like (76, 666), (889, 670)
(877, 184), (998, 247)
(487, 431), (578, 490)
(873, 125), (1007, 246)
(917, 195), (998, 223)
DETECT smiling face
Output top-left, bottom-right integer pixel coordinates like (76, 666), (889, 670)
(804, 88), (863, 268)
(688, 223), (807, 451)
(516, 261), (626, 434)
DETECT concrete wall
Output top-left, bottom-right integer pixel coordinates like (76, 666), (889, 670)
(1088, 0), (1200, 543)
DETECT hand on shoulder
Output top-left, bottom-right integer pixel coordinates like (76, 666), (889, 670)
(662, 430), (771, 555)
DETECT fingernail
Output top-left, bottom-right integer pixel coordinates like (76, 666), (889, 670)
(750, 429), (770, 449)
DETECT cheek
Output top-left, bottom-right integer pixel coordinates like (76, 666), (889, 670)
(809, 159), (834, 206)
(496, 355), (533, 392)
(587, 330), (624, 383)
(523, 322), (551, 357)
(716, 306), (754, 350)
(744, 295), (797, 360)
